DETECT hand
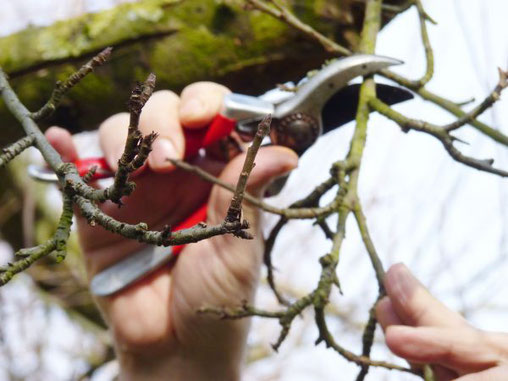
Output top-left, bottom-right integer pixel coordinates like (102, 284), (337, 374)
(377, 263), (508, 380)
(46, 82), (298, 381)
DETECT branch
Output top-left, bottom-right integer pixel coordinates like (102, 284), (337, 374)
(74, 195), (250, 247)
(444, 68), (508, 131)
(226, 114), (271, 224)
(169, 158), (342, 219)
(380, 69), (508, 146)
(0, 192), (74, 286)
(369, 97), (508, 177)
(97, 73), (158, 204)
(406, 0), (435, 88)
(245, 0), (351, 56)
(31, 47), (112, 121)
(0, 135), (35, 168)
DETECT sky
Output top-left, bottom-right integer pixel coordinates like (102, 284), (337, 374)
(1, 0), (508, 380)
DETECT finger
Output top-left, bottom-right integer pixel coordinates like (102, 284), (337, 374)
(45, 126), (79, 162)
(376, 297), (457, 380)
(453, 366), (508, 381)
(98, 112), (129, 171)
(376, 296), (403, 330)
(138, 90), (183, 172)
(385, 325), (499, 373)
(179, 82), (230, 129)
(99, 91), (183, 173)
(384, 263), (468, 328)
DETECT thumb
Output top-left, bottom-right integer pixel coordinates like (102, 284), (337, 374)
(204, 145), (298, 285)
(207, 145), (298, 225)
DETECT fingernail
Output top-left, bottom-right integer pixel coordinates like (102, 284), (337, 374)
(179, 98), (206, 121)
(386, 263), (416, 306)
(149, 138), (178, 170)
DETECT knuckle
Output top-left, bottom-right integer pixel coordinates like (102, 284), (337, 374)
(99, 112), (129, 134)
(181, 81), (231, 98)
(149, 89), (180, 104)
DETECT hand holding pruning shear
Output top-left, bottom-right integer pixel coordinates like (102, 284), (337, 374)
(39, 55), (419, 380)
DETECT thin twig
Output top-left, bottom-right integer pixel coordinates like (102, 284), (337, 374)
(169, 158), (342, 219)
(0, 135), (35, 168)
(99, 73), (158, 204)
(355, 294), (384, 381)
(444, 68), (508, 131)
(31, 47), (112, 121)
(245, 0), (351, 55)
(226, 114), (271, 224)
(353, 200), (385, 290)
(314, 307), (417, 375)
(407, 0), (435, 88)
(369, 97), (508, 177)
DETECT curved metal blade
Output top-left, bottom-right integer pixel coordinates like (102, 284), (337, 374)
(273, 55), (403, 125)
(27, 164), (59, 183)
(90, 245), (174, 296)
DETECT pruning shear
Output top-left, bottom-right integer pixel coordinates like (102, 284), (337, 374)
(28, 54), (412, 296)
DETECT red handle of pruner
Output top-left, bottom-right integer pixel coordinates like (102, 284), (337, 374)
(74, 157), (114, 179)
(182, 113), (236, 159)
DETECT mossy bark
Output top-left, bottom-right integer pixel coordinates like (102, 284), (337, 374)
(0, 0), (406, 142)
